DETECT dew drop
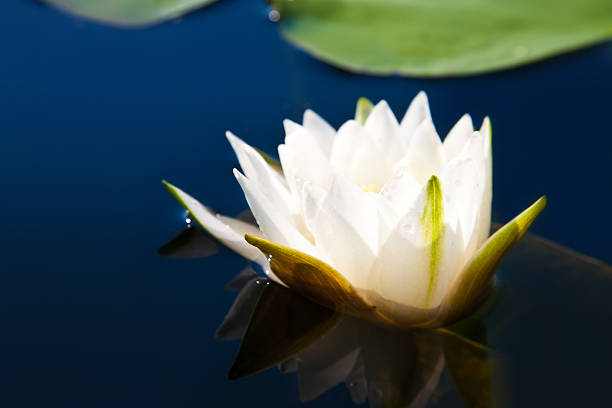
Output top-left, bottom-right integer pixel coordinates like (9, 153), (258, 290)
(268, 9), (280, 22)
(401, 221), (416, 235)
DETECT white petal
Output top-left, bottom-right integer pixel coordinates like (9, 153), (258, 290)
(226, 131), (295, 217)
(329, 176), (380, 251)
(400, 91), (431, 146)
(453, 130), (489, 255)
(474, 117), (493, 248)
(283, 128), (334, 186)
(455, 130), (485, 164)
(380, 166), (422, 216)
(308, 176), (378, 288)
(370, 192), (400, 248)
(441, 158), (481, 248)
(303, 109), (336, 157)
(300, 181), (326, 237)
(163, 182), (265, 264)
(442, 114), (474, 161)
(367, 178), (464, 309)
(312, 211), (375, 290)
(279, 126), (335, 205)
(330, 120), (390, 189)
(330, 120), (362, 172)
(283, 119), (302, 137)
(363, 100), (404, 163)
(397, 119), (445, 184)
(481, 116), (492, 161)
(233, 169), (319, 258)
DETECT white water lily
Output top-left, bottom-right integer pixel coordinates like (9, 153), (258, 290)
(164, 92), (546, 328)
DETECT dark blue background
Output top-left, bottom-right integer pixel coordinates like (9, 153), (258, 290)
(0, 0), (610, 406)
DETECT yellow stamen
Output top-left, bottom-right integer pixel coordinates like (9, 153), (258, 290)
(362, 183), (377, 193)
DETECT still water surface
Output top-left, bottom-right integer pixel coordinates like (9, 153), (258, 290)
(0, 0), (611, 406)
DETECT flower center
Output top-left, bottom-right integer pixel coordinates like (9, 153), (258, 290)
(361, 183), (377, 193)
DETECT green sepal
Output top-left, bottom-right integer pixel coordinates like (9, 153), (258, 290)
(244, 234), (376, 315)
(438, 196), (547, 325)
(355, 97), (374, 125)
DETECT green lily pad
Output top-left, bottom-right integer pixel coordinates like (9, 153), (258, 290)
(42, 0), (218, 27)
(270, 0), (612, 76)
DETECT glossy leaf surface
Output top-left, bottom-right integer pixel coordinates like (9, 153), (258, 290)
(271, 0), (612, 76)
(43, 0), (218, 27)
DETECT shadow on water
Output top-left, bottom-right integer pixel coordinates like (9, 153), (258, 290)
(159, 222), (612, 407)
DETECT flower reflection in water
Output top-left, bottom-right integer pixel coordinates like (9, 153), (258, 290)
(215, 268), (503, 407)
(159, 215), (612, 407)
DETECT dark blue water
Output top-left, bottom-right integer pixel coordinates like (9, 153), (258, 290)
(1, 0), (611, 406)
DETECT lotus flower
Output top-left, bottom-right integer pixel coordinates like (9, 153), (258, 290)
(163, 92), (546, 328)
